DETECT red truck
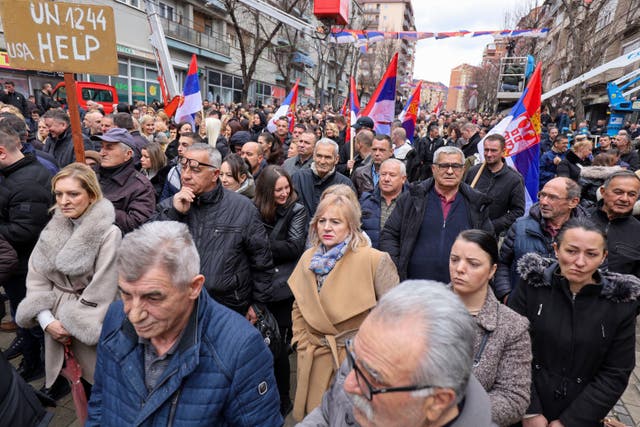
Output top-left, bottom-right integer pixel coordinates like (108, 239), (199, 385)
(52, 81), (118, 114)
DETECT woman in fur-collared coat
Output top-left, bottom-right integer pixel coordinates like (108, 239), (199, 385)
(16, 163), (121, 392)
(509, 218), (640, 427)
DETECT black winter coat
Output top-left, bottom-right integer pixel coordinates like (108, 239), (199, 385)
(557, 150), (590, 183)
(0, 155), (52, 272)
(43, 127), (95, 168)
(509, 253), (640, 426)
(405, 136), (443, 182)
(588, 203), (640, 278)
(291, 168), (355, 217)
(464, 161), (525, 235)
(155, 184), (274, 313)
(379, 178), (494, 280)
(261, 202), (307, 301)
(0, 352), (50, 426)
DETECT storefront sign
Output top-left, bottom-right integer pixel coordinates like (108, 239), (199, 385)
(0, 0), (118, 75)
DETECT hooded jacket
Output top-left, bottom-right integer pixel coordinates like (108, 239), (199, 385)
(509, 253), (640, 426)
(291, 166), (355, 217)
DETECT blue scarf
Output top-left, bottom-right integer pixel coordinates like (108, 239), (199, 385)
(309, 239), (350, 276)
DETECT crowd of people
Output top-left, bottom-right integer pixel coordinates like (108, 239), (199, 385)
(0, 89), (639, 427)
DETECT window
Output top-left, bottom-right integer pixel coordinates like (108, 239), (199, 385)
(596, 0), (618, 31)
(116, 0), (140, 8)
(87, 60), (159, 104)
(207, 70), (242, 105)
(159, 2), (175, 21)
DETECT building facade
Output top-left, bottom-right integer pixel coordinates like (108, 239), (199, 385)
(0, 0), (349, 108)
(446, 63), (478, 112)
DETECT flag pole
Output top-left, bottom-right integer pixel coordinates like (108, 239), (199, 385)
(470, 162), (486, 188)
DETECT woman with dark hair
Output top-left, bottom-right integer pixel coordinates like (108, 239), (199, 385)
(254, 165), (307, 416)
(449, 230), (531, 426)
(509, 217), (640, 427)
(258, 132), (284, 165)
(446, 125), (464, 147)
(220, 153), (255, 198)
(165, 121), (193, 161)
(250, 112), (267, 140)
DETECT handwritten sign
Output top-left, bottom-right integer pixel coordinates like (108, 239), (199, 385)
(0, 0), (117, 75)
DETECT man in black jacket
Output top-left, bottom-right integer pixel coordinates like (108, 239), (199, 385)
(406, 122), (443, 182)
(42, 109), (94, 167)
(292, 138), (355, 217)
(380, 146), (493, 282)
(588, 170), (640, 277)
(0, 81), (28, 116)
(155, 143), (273, 317)
(464, 134), (525, 235)
(0, 127), (52, 381)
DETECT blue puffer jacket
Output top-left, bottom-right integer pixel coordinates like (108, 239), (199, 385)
(494, 203), (587, 301)
(360, 188), (383, 249)
(87, 292), (282, 427)
(360, 186), (407, 249)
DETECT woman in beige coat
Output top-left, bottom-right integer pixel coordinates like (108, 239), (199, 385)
(16, 163), (121, 399)
(288, 193), (399, 420)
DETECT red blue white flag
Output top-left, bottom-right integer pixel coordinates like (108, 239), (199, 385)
(345, 76), (360, 143)
(398, 80), (421, 142)
(478, 63), (542, 209)
(267, 79), (299, 133)
(175, 54), (202, 127)
(360, 53), (398, 136)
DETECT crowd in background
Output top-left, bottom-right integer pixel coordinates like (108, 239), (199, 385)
(0, 83), (638, 427)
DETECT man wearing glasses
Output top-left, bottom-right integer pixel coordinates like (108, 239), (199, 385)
(380, 146), (493, 283)
(495, 177), (587, 303)
(298, 281), (496, 427)
(154, 143), (273, 320)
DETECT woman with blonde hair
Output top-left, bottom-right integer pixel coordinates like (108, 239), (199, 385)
(139, 114), (155, 142)
(288, 193), (399, 420)
(140, 141), (169, 201)
(16, 163), (121, 401)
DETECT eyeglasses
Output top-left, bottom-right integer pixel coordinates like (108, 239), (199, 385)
(434, 163), (464, 171)
(345, 339), (435, 401)
(179, 156), (217, 172)
(537, 191), (569, 202)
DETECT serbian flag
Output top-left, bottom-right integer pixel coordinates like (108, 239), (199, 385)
(398, 80), (421, 142)
(267, 79), (299, 133)
(175, 54), (202, 127)
(360, 53), (398, 136)
(432, 98), (444, 116)
(478, 63), (542, 209)
(344, 76), (360, 143)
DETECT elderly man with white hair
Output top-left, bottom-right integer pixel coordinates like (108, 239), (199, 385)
(87, 221), (281, 426)
(298, 280), (497, 427)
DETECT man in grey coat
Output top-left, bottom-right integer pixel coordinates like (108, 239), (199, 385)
(298, 281), (497, 427)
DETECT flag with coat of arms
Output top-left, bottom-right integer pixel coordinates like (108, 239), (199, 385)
(477, 63), (542, 210)
(175, 54), (202, 127)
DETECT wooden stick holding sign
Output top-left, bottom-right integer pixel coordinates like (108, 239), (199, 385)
(469, 161), (486, 189)
(63, 73), (85, 163)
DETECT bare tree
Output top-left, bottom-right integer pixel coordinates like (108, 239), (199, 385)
(222, 0), (302, 104)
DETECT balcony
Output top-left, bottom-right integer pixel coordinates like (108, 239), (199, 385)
(158, 15), (231, 58)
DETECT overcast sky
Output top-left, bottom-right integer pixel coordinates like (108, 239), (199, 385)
(412, 0), (535, 86)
